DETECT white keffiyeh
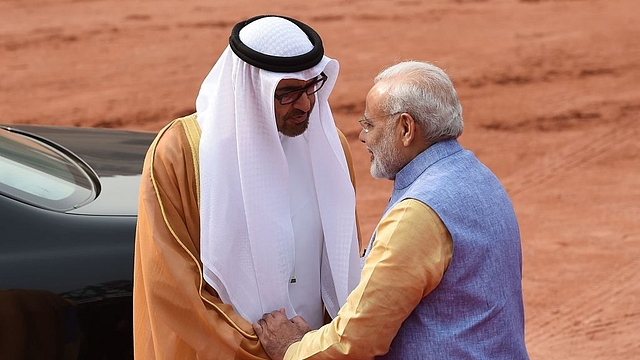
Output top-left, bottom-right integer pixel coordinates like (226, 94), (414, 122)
(196, 16), (360, 324)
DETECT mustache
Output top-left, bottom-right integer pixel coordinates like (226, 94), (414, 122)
(286, 109), (307, 119)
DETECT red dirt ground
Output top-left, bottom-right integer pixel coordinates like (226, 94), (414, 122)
(2, 0), (638, 358)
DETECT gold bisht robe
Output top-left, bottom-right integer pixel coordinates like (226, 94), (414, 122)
(133, 113), (361, 360)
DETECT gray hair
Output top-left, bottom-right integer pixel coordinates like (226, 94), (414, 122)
(374, 61), (463, 143)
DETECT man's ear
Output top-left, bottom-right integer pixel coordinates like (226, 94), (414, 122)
(400, 113), (416, 147)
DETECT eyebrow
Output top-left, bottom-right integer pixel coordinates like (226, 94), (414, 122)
(276, 78), (318, 93)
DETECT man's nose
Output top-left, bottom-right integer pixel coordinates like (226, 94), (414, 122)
(358, 128), (366, 143)
(292, 92), (312, 111)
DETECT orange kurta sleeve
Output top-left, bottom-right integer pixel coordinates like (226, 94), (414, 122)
(133, 115), (268, 360)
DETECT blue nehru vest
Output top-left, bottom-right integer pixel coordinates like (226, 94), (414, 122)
(374, 139), (529, 359)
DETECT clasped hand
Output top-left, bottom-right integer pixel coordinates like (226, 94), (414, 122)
(253, 308), (311, 360)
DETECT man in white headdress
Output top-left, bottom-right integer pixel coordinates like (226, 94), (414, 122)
(133, 14), (363, 359)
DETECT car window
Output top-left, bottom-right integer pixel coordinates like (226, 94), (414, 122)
(0, 128), (96, 211)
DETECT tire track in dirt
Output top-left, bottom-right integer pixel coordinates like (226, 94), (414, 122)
(499, 101), (639, 197)
(498, 102), (640, 359)
(525, 251), (640, 358)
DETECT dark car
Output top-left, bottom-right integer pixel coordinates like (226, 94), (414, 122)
(0, 124), (156, 360)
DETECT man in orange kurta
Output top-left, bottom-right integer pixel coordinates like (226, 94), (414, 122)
(134, 15), (362, 360)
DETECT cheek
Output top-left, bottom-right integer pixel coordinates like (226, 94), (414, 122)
(274, 103), (286, 124)
(368, 133), (381, 147)
(273, 101), (281, 117)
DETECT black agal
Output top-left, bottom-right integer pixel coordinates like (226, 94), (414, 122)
(229, 15), (324, 73)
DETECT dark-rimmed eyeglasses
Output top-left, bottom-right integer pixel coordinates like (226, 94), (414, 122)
(358, 112), (403, 133)
(274, 72), (328, 105)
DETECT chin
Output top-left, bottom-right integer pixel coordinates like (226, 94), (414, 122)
(281, 122), (309, 138)
(370, 162), (399, 180)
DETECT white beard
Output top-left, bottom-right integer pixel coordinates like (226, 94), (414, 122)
(370, 132), (403, 180)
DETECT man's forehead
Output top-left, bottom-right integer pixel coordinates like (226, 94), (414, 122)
(365, 83), (389, 110)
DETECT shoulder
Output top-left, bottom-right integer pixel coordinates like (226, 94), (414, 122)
(385, 199), (442, 225)
(144, 113), (201, 175)
(148, 113), (200, 158)
(336, 128), (349, 148)
(155, 113), (200, 145)
(335, 127), (354, 158)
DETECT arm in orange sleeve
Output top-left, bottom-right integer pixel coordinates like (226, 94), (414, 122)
(284, 199), (453, 359)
